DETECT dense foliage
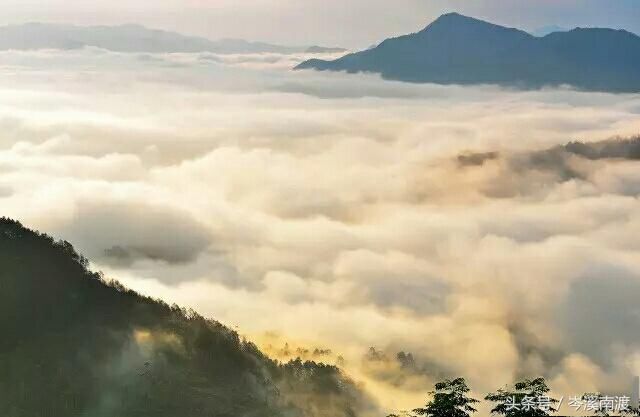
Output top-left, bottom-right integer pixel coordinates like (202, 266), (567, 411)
(412, 378), (478, 417)
(484, 378), (558, 417)
(0, 218), (368, 417)
(385, 377), (640, 417)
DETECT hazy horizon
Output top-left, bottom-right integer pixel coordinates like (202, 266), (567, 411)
(2, 2), (640, 416)
(2, 42), (640, 414)
(0, 0), (638, 48)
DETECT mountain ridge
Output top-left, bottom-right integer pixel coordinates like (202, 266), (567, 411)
(0, 217), (373, 417)
(0, 22), (346, 55)
(295, 13), (640, 92)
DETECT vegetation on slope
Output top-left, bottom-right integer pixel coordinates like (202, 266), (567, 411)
(0, 218), (371, 417)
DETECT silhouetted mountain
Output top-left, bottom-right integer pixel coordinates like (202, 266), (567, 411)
(295, 12), (640, 92)
(305, 45), (348, 54)
(0, 23), (344, 55)
(531, 25), (568, 37)
(0, 218), (372, 417)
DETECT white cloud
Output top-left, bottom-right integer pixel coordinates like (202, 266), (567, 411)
(1, 48), (640, 413)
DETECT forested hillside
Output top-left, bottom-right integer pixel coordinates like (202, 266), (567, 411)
(0, 218), (372, 417)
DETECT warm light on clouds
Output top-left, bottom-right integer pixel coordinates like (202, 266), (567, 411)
(1, 48), (639, 414)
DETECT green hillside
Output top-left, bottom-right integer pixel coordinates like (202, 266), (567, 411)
(0, 218), (372, 417)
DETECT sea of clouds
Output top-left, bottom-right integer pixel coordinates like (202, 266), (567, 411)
(1, 47), (640, 414)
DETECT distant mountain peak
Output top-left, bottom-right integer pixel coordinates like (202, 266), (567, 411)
(532, 24), (568, 37)
(421, 12), (530, 38)
(428, 12), (500, 27)
(438, 12), (464, 18)
(435, 12), (477, 22)
(0, 23), (346, 55)
(295, 13), (640, 93)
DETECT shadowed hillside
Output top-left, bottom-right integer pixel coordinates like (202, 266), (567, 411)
(296, 12), (640, 92)
(0, 218), (372, 417)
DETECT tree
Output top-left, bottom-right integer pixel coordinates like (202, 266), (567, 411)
(581, 393), (614, 416)
(581, 393), (640, 417)
(485, 378), (558, 417)
(0, 218), (366, 417)
(623, 406), (640, 416)
(412, 377), (479, 417)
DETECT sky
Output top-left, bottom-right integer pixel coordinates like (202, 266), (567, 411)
(0, 0), (639, 48)
(1, 2), (640, 415)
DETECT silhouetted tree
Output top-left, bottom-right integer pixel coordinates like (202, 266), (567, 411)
(582, 393), (640, 417)
(386, 412), (412, 417)
(623, 406), (640, 416)
(412, 377), (478, 417)
(485, 378), (558, 417)
(581, 393), (615, 416)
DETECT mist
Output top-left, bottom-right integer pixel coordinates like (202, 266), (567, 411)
(1, 47), (640, 413)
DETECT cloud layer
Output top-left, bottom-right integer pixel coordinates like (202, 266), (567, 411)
(1, 48), (640, 414)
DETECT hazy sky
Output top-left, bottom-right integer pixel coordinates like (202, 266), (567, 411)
(0, 0), (638, 47)
(1, 2), (639, 414)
